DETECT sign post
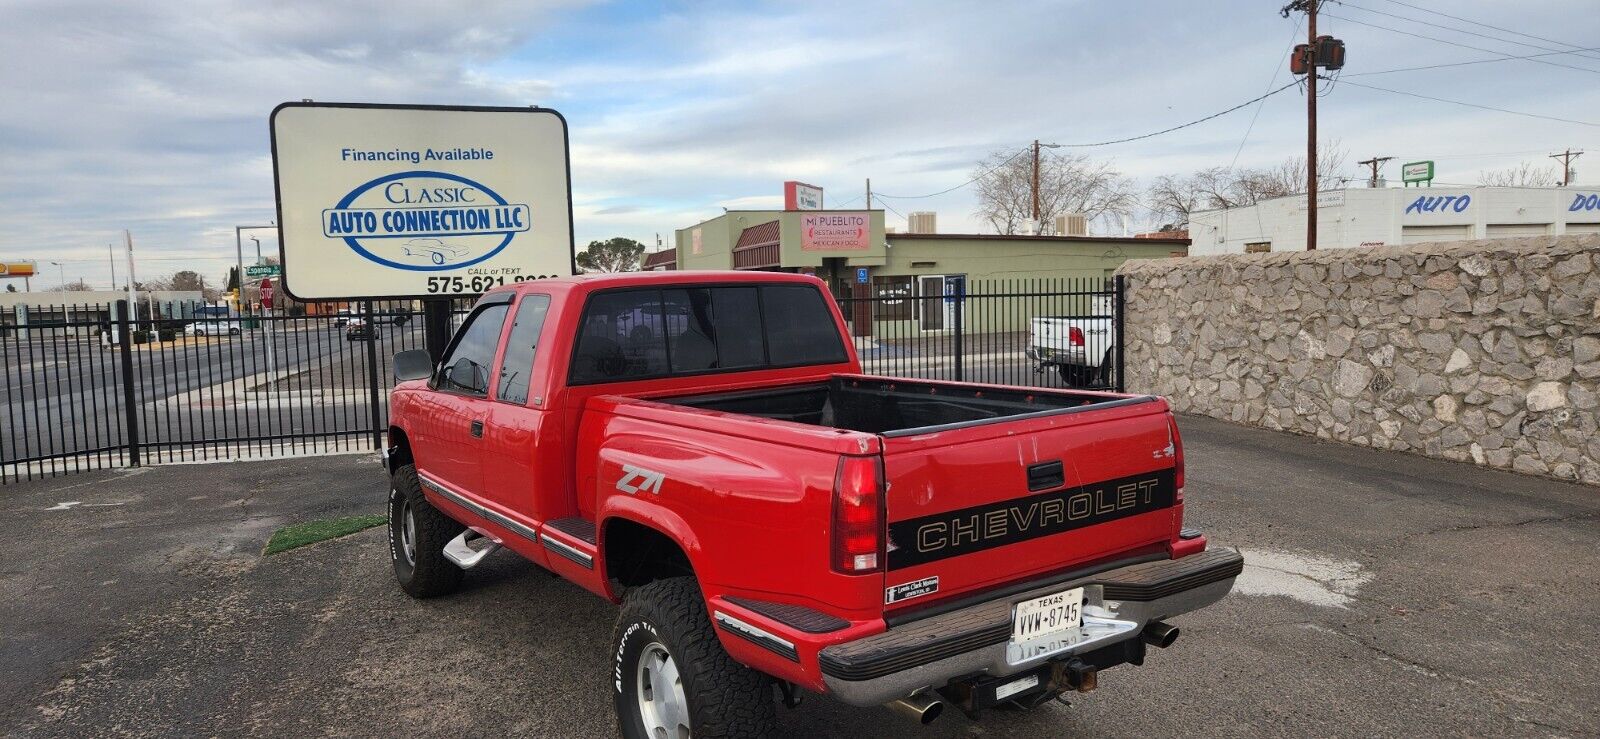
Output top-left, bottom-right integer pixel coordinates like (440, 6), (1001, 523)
(1401, 160), (1434, 187)
(271, 102), (575, 361)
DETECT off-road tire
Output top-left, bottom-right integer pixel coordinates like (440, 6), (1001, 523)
(613, 577), (776, 738)
(388, 464), (464, 598)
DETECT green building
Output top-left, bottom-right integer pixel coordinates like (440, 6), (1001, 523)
(673, 208), (1187, 336)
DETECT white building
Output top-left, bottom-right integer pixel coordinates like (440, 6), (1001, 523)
(1189, 186), (1600, 255)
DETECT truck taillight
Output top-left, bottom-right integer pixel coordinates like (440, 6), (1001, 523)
(1068, 327), (1085, 347)
(832, 456), (883, 574)
(1168, 415), (1185, 497)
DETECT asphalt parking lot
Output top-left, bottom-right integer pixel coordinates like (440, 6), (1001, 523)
(2, 416), (1598, 737)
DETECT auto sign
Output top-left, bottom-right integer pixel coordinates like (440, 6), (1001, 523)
(271, 103), (575, 301)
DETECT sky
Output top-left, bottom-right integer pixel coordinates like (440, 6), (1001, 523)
(2, 0), (1598, 291)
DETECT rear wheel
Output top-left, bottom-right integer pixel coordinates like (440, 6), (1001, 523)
(1056, 363), (1091, 387)
(613, 577), (776, 738)
(388, 464), (464, 598)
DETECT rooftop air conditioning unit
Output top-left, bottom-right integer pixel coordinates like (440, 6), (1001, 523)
(908, 211), (937, 234)
(1055, 213), (1089, 237)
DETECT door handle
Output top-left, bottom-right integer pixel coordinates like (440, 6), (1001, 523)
(470, 420), (484, 438)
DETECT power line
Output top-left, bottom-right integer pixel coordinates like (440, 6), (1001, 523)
(1374, 0), (1600, 62)
(1231, 15), (1304, 171)
(1337, 1), (1600, 61)
(1057, 81), (1302, 148)
(1346, 45), (1600, 77)
(873, 145), (1031, 199)
(1322, 13), (1600, 76)
(1339, 79), (1600, 127)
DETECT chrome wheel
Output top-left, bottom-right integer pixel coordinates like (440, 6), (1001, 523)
(400, 498), (417, 566)
(636, 641), (690, 738)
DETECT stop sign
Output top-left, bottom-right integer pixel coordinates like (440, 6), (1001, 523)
(260, 278), (275, 308)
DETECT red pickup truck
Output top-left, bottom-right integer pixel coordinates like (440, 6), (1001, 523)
(382, 271), (1241, 737)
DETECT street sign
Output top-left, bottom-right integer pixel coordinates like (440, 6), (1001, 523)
(270, 102), (575, 301)
(1401, 160), (1434, 185)
(260, 278), (275, 309)
(855, 267), (869, 284)
(245, 264), (280, 278)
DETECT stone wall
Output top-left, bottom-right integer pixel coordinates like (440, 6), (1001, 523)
(1118, 235), (1600, 484)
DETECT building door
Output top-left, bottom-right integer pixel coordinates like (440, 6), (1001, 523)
(1485, 224), (1550, 238)
(1401, 225), (1472, 244)
(918, 275), (945, 331)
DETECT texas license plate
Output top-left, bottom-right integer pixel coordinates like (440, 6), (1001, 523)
(1008, 587), (1083, 662)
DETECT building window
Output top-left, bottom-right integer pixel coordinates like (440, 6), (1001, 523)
(1244, 241), (1271, 254)
(872, 276), (913, 321)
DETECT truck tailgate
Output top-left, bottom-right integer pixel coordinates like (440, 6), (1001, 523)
(880, 399), (1179, 612)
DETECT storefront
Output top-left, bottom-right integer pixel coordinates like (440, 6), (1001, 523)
(674, 209), (1187, 336)
(1189, 186), (1600, 254)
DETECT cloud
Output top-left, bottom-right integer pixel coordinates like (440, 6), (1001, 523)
(3, 0), (1598, 288)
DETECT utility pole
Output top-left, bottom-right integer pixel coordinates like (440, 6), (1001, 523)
(1031, 139), (1041, 233)
(108, 243), (117, 290)
(124, 230), (138, 322)
(865, 178), (872, 210)
(1358, 156), (1392, 188)
(1550, 149), (1583, 186)
(1304, 0), (1318, 250)
(1283, 0), (1342, 250)
(1029, 140), (1062, 234)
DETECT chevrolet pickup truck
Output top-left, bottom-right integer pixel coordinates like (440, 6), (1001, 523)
(382, 271), (1241, 737)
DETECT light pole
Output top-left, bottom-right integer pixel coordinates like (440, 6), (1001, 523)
(234, 224), (276, 312)
(250, 236), (262, 264)
(49, 261), (65, 289)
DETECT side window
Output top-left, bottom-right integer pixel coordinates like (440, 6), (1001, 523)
(438, 303), (510, 396)
(570, 290), (669, 383)
(495, 295), (550, 405)
(710, 287), (764, 368)
(761, 285), (848, 366)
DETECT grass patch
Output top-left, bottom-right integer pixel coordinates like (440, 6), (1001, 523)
(264, 514), (386, 555)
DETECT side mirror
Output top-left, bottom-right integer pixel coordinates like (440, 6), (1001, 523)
(393, 349), (433, 382)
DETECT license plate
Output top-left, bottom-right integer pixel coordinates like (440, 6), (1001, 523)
(1008, 587), (1083, 662)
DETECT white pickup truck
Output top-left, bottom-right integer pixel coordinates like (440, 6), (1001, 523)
(1026, 294), (1116, 387)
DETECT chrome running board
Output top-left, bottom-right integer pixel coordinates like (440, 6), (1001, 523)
(442, 530), (501, 569)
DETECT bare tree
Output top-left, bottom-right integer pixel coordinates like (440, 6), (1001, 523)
(1144, 143), (1347, 227)
(1478, 161), (1557, 187)
(57, 279), (94, 291)
(972, 149), (1136, 235)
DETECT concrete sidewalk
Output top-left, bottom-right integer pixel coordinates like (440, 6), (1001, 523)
(1, 417), (1597, 737)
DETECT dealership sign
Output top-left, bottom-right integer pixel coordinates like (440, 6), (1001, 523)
(1401, 160), (1434, 184)
(270, 103), (574, 300)
(1570, 193), (1600, 212)
(1404, 194), (1471, 214)
(784, 181), (824, 210)
(800, 212), (870, 251)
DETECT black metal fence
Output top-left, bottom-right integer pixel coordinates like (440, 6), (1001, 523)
(2, 278), (1121, 484)
(835, 276), (1123, 392)
(1, 299), (464, 484)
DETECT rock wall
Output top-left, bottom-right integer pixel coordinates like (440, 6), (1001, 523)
(1118, 235), (1600, 484)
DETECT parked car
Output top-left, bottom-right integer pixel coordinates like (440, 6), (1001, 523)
(345, 318), (375, 341)
(382, 271), (1239, 735)
(334, 309), (355, 327)
(1028, 293), (1116, 387)
(184, 320), (242, 337)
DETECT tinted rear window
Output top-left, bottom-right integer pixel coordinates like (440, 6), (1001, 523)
(569, 283), (846, 384)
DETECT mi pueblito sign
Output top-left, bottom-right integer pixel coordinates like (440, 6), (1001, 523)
(270, 103), (575, 300)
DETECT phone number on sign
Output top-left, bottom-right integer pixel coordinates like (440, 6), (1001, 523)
(425, 275), (559, 294)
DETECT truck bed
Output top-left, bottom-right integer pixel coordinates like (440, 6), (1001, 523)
(660, 376), (1144, 436)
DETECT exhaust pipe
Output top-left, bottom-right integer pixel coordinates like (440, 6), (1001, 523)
(1141, 621), (1180, 649)
(886, 692), (945, 725)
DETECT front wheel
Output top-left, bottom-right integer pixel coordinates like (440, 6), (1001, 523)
(388, 464), (464, 598)
(613, 577), (776, 738)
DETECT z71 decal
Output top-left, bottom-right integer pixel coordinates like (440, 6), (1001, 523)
(615, 464), (665, 495)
